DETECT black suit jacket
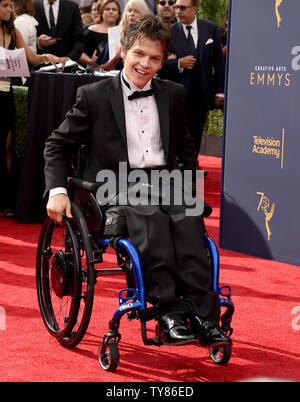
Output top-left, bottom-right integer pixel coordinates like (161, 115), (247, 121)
(33, 0), (84, 61)
(44, 74), (198, 194)
(159, 19), (225, 111)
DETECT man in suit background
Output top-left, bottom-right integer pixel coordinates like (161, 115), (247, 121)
(155, 0), (177, 25)
(44, 15), (231, 348)
(159, 0), (225, 156)
(33, 0), (84, 62)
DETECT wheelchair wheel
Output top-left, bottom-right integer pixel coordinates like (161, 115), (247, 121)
(209, 346), (232, 365)
(58, 203), (96, 348)
(36, 216), (82, 340)
(98, 340), (120, 372)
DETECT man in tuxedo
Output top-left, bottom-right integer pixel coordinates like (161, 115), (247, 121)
(33, 0), (84, 62)
(159, 0), (225, 155)
(44, 15), (231, 348)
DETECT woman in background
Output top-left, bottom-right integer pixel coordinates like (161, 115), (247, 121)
(0, 0), (65, 217)
(96, 0), (149, 71)
(90, 0), (99, 22)
(13, 0), (38, 52)
(79, 0), (121, 67)
(81, 12), (93, 27)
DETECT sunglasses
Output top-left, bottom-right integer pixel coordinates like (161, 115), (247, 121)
(158, 1), (175, 6)
(174, 5), (195, 11)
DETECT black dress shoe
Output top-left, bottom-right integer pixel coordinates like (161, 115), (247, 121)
(189, 316), (232, 348)
(156, 313), (195, 345)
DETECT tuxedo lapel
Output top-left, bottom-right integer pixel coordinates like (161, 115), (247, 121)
(152, 79), (170, 161)
(38, 0), (51, 34)
(55, 0), (64, 31)
(106, 75), (127, 149)
(197, 19), (208, 62)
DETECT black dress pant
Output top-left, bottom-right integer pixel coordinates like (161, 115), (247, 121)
(187, 102), (207, 156)
(123, 203), (218, 319)
(104, 174), (218, 319)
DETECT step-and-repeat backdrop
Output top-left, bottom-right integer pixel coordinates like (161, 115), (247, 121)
(220, 0), (300, 265)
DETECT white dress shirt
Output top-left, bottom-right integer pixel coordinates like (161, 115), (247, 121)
(181, 17), (198, 48)
(43, 0), (60, 29)
(121, 71), (165, 169)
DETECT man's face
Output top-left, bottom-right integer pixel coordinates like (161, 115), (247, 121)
(156, 0), (175, 23)
(121, 37), (164, 89)
(174, 0), (197, 25)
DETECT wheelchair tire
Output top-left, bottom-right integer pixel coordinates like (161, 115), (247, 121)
(58, 203), (96, 348)
(36, 217), (82, 340)
(209, 346), (232, 365)
(98, 340), (120, 372)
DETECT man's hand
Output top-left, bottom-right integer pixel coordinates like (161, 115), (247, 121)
(46, 194), (72, 224)
(38, 34), (57, 48)
(179, 55), (197, 70)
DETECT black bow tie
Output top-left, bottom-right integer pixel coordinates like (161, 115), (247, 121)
(128, 89), (154, 101)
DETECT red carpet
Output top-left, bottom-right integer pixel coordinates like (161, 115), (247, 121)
(0, 156), (299, 382)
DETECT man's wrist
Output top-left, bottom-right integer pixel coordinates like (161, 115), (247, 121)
(49, 187), (67, 199)
(178, 59), (184, 73)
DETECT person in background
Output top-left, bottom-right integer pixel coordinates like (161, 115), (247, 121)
(81, 12), (93, 26)
(0, 0), (66, 218)
(155, 0), (176, 25)
(96, 0), (149, 71)
(79, 0), (121, 67)
(90, 0), (99, 21)
(159, 0), (225, 160)
(119, 0), (155, 14)
(33, 0), (85, 63)
(13, 0), (39, 53)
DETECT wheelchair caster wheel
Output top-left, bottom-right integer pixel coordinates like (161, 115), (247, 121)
(98, 340), (120, 372)
(209, 346), (232, 365)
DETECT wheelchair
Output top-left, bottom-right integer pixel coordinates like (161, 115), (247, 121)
(36, 176), (235, 372)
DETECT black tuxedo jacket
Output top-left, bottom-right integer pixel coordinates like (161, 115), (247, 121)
(44, 74), (198, 194)
(159, 18), (225, 111)
(33, 0), (84, 61)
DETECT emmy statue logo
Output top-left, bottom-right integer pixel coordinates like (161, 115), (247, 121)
(275, 0), (283, 28)
(257, 192), (275, 241)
